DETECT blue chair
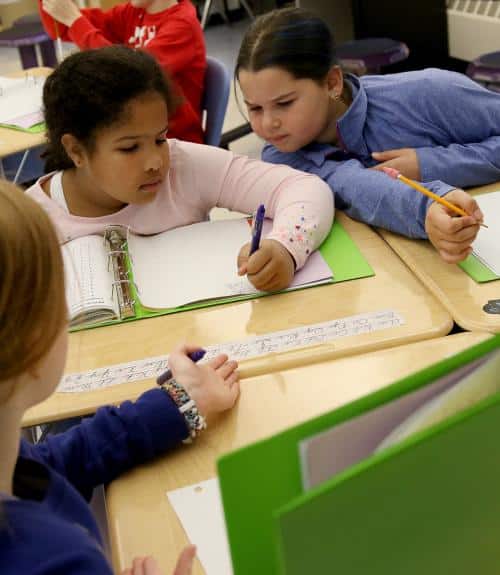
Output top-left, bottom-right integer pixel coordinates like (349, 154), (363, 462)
(202, 56), (230, 146)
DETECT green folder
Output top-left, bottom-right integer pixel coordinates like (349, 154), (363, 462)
(459, 253), (499, 283)
(0, 121), (45, 133)
(71, 219), (374, 332)
(218, 334), (500, 574)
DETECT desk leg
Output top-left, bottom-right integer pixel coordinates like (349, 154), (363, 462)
(13, 150), (30, 184)
(201, 0), (213, 28)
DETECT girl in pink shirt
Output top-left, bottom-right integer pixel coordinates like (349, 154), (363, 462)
(26, 46), (334, 292)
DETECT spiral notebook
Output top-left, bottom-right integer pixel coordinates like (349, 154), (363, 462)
(63, 219), (353, 329)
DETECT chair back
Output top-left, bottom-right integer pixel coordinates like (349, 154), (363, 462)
(201, 56), (230, 146)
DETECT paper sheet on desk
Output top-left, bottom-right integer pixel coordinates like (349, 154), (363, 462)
(471, 192), (500, 276)
(0, 76), (44, 128)
(167, 478), (233, 575)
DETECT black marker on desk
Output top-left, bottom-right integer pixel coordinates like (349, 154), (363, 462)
(156, 349), (206, 386)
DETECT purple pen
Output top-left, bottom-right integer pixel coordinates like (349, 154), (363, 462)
(156, 349), (206, 386)
(249, 204), (265, 256)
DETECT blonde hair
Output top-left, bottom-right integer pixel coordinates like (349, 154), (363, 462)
(0, 180), (66, 382)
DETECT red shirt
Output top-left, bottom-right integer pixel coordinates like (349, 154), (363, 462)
(40, 0), (206, 143)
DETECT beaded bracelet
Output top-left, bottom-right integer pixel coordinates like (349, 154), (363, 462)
(160, 378), (207, 440)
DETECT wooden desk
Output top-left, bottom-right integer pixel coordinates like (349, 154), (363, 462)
(379, 182), (500, 333)
(105, 331), (492, 574)
(0, 67), (50, 158)
(23, 212), (453, 426)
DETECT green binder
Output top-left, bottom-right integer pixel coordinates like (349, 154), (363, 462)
(218, 334), (500, 574)
(71, 219), (374, 332)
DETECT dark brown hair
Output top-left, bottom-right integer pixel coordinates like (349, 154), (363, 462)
(43, 45), (179, 172)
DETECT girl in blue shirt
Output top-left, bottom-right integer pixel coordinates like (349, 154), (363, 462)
(236, 7), (500, 264)
(0, 181), (239, 574)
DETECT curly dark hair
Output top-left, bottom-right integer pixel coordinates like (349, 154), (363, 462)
(42, 45), (179, 172)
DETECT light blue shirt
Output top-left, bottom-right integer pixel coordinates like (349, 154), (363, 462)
(262, 69), (500, 238)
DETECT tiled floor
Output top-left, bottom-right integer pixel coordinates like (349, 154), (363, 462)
(0, 16), (264, 158)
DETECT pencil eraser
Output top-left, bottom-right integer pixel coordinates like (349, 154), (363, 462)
(380, 166), (400, 179)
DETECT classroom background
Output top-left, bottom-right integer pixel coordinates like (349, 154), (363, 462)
(2, 0), (499, 167)
(2, 1), (500, 574)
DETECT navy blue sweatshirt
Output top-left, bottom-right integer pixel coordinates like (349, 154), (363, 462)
(0, 388), (188, 574)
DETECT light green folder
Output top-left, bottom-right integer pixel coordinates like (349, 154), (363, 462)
(0, 122), (45, 133)
(71, 219), (374, 332)
(217, 334), (500, 575)
(459, 254), (499, 282)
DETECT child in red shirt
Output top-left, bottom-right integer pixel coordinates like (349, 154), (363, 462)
(39, 0), (205, 143)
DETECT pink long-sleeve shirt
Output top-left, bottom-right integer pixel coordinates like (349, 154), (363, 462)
(26, 140), (334, 269)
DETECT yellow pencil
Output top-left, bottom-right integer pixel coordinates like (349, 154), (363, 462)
(382, 167), (487, 228)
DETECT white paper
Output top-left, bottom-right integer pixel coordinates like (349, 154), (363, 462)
(471, 191), (500, 275)
(57, 309), (405, 392)
(0, 75), (44, 126)
(127, 219), (332, 309)
(167, 478), (233, 575)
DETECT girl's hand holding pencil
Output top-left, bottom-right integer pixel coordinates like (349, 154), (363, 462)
(382, 167), (485, 264)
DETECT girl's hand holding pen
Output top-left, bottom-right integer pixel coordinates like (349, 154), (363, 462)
(425, 189), (484, 263)
(237, 239), (295, 292)
(167, 345), (240, 418)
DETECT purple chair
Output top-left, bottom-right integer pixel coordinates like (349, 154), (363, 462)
(467, 51), (500, 93)
(336, 37), (409, 75)
(0, 12), (56, 69)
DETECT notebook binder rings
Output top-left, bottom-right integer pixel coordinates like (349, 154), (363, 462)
(104, 225), (136, 320)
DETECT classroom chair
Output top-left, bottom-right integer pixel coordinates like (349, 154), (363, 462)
(336, 37), (410, 75)
(0, 12), (56, 69)
(199, 0), (254, 29)
(466, 50), (500, 93)
(202, 56), (231, 146)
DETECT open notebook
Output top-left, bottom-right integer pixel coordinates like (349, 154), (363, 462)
(63, 219), (333, 328)
(0, 75), (45, 132)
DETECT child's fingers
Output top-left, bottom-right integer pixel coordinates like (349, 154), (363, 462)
(131, 557), (146, 575)
(431, 207), (478, 235)
(371, 150), (403, 161)
(206, 354), (229, 370)
(142, 556), (163, 575)
(237, 243), (251, 271)
(216, 360), (239, 380)
(438, 245), (472, 264)
(246, 246), (273, 275)
(225, 371), (240, 388)
(173, 545), (196, 575)
(248, 257), (277, 286)
(223, 378), (241, 406)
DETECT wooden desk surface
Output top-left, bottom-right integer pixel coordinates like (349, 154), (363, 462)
(105, 331), (492, 574)
(379, 182), (500, 333)
(23, 213), (453, 426)
(0, 67), (51, 158)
